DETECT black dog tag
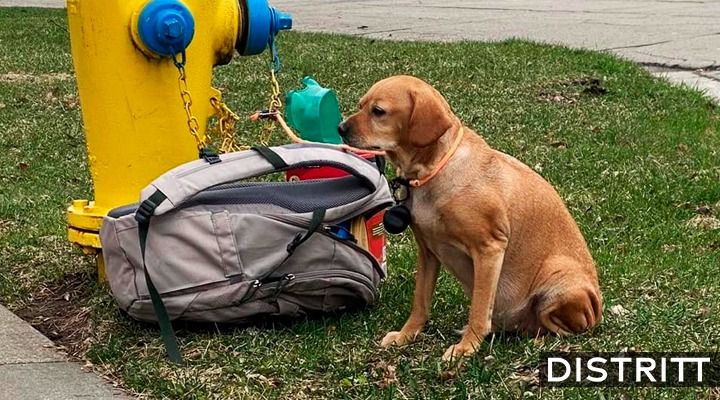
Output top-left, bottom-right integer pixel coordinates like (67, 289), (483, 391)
(383, 204), (411, 234)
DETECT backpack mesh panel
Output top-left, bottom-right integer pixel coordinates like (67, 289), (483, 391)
(184, 176), (372, 213)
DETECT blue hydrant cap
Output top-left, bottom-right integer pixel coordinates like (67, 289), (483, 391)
(240, 0), (292, 55)
(137, 0), (195, 58)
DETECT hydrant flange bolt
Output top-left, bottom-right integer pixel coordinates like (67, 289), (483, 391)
(137, 0), (195, 58)
(162, 18), (183, 40)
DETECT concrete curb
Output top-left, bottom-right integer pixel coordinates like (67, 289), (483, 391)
(0, 305), (131, 400)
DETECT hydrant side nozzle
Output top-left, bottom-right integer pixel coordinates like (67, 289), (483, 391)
(236, 0), (292, 56)
(270, 8), (292, 35)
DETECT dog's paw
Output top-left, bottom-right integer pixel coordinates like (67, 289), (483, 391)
(380, 330), (416, 348)
(442, 341), (479, 362)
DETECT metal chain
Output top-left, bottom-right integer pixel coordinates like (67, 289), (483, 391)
(258, 38), (285, 145)
(173, 51), (245, 154)
(170, 39), (286, 153)
(268, 69), (283, 111)
(173, 53), (207, 151)
(259, 68), (283, 145)
(209, 96), (247, 153)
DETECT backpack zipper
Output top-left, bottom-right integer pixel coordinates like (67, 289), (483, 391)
(134, 215), (385, 301)
(266, 215), (386, 280)
(162, 269), (376, 313)
(283, 269), (376, 296)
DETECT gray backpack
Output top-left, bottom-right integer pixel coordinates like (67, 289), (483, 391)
(100, 144), (393, 362)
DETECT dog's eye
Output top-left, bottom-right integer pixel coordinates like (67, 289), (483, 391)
(371, 105), (386, 116)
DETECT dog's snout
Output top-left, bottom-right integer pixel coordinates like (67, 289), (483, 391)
(338, 121), (351, 137)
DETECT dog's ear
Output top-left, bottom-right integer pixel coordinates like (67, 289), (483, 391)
(406, 86), (454, 147)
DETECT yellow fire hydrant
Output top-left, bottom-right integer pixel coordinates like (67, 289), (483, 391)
(65, 0), (291, 279)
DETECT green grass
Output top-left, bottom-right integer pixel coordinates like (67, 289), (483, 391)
(2, 7), (720, 399)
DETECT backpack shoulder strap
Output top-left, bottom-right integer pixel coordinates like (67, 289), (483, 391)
(134, 190), (183, 364)
(141, 144), (385, 216)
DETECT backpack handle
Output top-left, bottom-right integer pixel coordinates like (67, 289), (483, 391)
(140, 144), (386, 217)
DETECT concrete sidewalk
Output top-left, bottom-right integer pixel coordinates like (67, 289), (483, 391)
(0, 305), (130, 399)
(2, 0), (716, 99)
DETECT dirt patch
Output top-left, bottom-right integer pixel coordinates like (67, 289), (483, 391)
(685, 203), (719, 231)
(15, 273), (94, 359)
(539, 76), (608, 105)
(0, 72), (72, 84)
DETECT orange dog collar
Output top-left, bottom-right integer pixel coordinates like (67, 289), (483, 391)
(408, 126), (464, 188)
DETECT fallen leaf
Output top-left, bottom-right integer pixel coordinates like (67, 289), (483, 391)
(661, 244), (678, 253)
(439, 369), (456, 382)
(62, 95), (78, 109)
(377, 362), (397, 388)
(45, 91), (58, 103)
(686, 214), (720, 230)
(549, 140), (568, 149)
(246, 372), (278, 387)
(697, 307), (710, 318)
(609, 304), (629, 316)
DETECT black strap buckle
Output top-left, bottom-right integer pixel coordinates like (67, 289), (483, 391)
(199, 148), (221, 164)
(255, 109), (278, 120)
(390, 177), (410, 203)
(286, 232), (304, 253)
(135, 199), (156, 224)
(134, 191), (168, 224)
(374, 155), (386, 175)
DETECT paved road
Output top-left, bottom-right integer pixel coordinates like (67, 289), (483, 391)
(3, 0), (717, 99)
(0, 0), (59, 7)
(272, 0), (719, 69)
(270, 0), (720, 99)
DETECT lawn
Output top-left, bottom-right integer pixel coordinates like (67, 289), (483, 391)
(1, 7), (719, 400)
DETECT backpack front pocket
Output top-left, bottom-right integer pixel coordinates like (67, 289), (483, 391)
(134, 210), (243, 295)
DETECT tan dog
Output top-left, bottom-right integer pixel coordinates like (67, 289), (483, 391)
(339, 75), (602, 361)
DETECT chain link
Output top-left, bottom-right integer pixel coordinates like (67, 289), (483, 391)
(209, 96), (248, 153)
(174, 55), (245, 154)
(255, 38), (285, 145)
(175, 62), (207, 151)
(259, 68), (284, 145)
